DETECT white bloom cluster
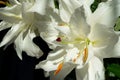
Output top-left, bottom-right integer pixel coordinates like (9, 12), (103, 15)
(0, 0), (120, 80)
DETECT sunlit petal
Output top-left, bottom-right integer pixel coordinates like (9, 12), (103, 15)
(49, 62), (75, 80)
(59, 0), (82, 22)
(0, 22), (22, 47)
(69, 7), (90, 37)
(88, 57), (105, 80)
(0, 21), (12, 31)
(88, 24), (118, 47)
(0, 5), (22, 23)
(14, 32), (23, 60)
(89, 0), (120, 27)
(22, 31), (43, 58)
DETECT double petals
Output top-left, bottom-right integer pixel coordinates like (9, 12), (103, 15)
(36, 0), (120, 80)
(0, 0), (55, 59)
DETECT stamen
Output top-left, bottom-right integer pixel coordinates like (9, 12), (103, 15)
(56, 37), (62, 42)
(54, 62), (63, 75)
(83, 47), (88, 63)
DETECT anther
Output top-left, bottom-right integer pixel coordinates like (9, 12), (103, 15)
(54, 62), (63, 75)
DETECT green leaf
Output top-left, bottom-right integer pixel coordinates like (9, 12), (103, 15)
(107, 64), (120, 78)
(90, 0), (102, 12)
(114, 17), (120, 31)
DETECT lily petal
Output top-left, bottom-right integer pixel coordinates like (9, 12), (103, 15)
(18, 0), (34, 3)
(22, 31), (43, 58)
(35, 48), (65, 70)
(29, 0), (48, 15)
(89, 0), (120, 27)
(88, 56), (105, 80)
(83, 0), (94, 7)
(82, 0), (94, 24)
(112, 37), (120, 57)
(36, 60), (58, 71)
(76, 56), (104, 80)
(47, 0), (56, 9)
(94, 36), (120, 58)
(49, 62), (75, 80)
(40, 22), (59, 49)
(89, 24), (118, 47)
(9, 0), (20, 5)
(14, 32), (23, 60)
(69, 7), (90, 37)
(21, 2), (34, 23)
(0, 22), (23, 47)
(0, 21), (12, 31)
(76, 63), (89, 80)
(0, 5), (22, 23)
(59, 0), (82, 22)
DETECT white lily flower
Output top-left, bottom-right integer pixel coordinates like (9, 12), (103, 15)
(36, 0), (120, 80)
(0, 0), (55, 59)
(39, 0), (84, 49)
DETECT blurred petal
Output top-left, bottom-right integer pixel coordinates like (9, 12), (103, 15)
(89, 0), (120, 27)
(76, 56), (104, 80)
(94, 36), (120, 58)
(49, 62), (75, 80)
(0, 21), (12, 31)
(9, 0), (20, 5)
(89, 24), (118, 47)
(0, 5), (22, 23)
(36, 48), (65, 70)
(65, 47), (79, 62)
(18, 0), (34, 3)
(40, 23), (59, 49)
(69, 7), (90, 37)
(14, 32), (23, 60)
(82, 0), (94, 24)
(76, 64), (89, 80)
(0, 22), (22, 47)
(29, 0), (48, 15)
(47, 0), (56, 9)
(36, 60), (58, 71)
(112, 37), (120, 57)
(21, 2), (34, 23)
(59, 0), (82, 22)
(83, 0), (94, 7)
(88, 57), (105, 80)
(22, 31), (43, 58)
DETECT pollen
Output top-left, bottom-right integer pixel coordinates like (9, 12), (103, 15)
(54, 62), (63, 75)
(83, 47), (88, 63)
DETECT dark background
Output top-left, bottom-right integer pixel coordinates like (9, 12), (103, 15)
(0, 29), (50, 80)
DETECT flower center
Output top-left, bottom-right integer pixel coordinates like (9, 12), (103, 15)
(54, 36), (90, 75)
(54, 23), (91, 75)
